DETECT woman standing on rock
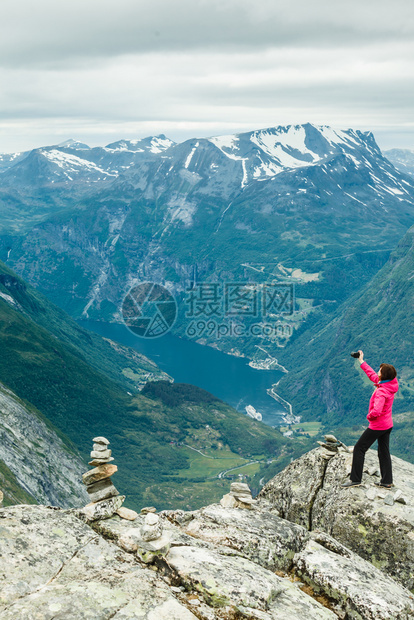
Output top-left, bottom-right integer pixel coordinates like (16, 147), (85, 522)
(342, 350), (398, 489)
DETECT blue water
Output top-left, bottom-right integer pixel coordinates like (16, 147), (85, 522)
(79, 320), (286, 427)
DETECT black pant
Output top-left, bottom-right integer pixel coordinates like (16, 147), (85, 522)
(350, 427), (393, 484)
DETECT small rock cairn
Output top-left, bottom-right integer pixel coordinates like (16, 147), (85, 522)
(317, 434), (350, 455)
(220, 482), (256, 509)
(81, 436), (134, 522)
(119, 510), (170, 564)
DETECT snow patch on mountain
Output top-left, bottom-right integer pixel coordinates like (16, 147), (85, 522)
(184, 143), (199, 169)
(57, 139), (90, 150)
(150, 135), (175, 153)
(42, 149), (116, 181)
(209, 134), (241, 153)
(105, 135), (175, 154)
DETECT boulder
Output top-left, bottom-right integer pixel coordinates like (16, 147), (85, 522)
(166, 504), (309, 573)
(166, 545), (336, 619)
(116, 506), (138, 521)
(3, 496), (413, 619)
(294, 537), (414, 619)
(79, 494), (125, 522)
(165, 504), (414, 618)
(259, 447), (414, 590)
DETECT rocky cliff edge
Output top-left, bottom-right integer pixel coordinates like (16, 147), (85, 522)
(0, 443), (414, 619)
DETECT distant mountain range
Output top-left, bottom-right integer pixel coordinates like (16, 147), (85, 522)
(0, 135), (175, 184)
(1, 124), (414, 463)
(1, 124), (413, 359)
(384, 148), (414, 177)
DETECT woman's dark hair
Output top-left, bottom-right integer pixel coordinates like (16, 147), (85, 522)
(380, 363), (397, 381)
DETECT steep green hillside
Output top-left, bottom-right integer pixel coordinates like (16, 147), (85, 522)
(276, 226), (414, 461)
(0, 261), (169, 391)
(0, 262), (311, 509)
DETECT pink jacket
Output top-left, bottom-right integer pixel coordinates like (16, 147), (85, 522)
(360, 362), (398, 430)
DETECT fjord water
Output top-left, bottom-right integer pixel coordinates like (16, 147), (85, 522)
(79, 320), (286, 426)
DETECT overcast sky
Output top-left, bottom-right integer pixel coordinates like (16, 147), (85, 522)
(1, 0), (413, 153)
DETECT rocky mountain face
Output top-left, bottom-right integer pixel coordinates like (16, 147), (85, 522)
(1, 124), (414, 361)
(1, 441), (413, 619)
(0, 382), (87, 507)
(385, 148), (414, 177)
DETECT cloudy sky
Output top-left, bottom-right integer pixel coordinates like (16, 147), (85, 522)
(1, 0), (413, 152)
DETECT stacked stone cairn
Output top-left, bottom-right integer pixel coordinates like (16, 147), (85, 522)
(80, 436), (137, 522)
(118, 511), (171, 564)
(317, 434), (350, 456)
(220, 481), (256, 509)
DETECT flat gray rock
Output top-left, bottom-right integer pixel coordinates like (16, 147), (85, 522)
(90, 449), (111, 460)
(166, 545), (336, 619)
(92, 436), (109, 445)
(80, 495), (125, 522)
(230, 482), (251, 494)
(0, 505), (197, 619)
(294, 538), (414, 619)
(88, 456), (114, 466)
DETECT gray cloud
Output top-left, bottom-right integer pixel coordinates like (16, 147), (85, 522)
(1, 0), (413, 67)
(0, 0), (413, 152)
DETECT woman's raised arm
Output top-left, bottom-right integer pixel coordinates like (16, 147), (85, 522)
(358, 350), (379, 383)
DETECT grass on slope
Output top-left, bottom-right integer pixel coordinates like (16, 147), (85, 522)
(0, 260), (168, 392)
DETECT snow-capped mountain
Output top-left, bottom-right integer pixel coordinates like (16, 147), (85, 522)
(208, 124), (378, 182)
(105, 135), (175, 153)
(1, 123), (414, 359)
(57, 139), (91, 150)
(0, 134), (176, 187)
(0, 125), (410, 201)
(0, 147), (117, 187)
(384, 148), (414, 177)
